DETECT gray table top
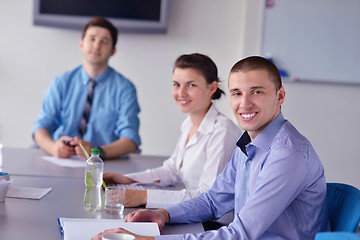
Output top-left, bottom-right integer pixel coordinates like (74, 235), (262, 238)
(1, 147), (168, 178)
(0, 148), (204, 239)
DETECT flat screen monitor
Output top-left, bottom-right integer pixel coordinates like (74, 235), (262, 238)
(33, 0), (170, 33)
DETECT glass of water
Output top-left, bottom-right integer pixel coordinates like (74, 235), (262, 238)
(104, 187), (126, 216)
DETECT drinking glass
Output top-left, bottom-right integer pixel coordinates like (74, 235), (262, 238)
(104, 187), (126, 216)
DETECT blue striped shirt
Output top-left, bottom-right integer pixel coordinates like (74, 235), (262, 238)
(158, 113), (328, 240)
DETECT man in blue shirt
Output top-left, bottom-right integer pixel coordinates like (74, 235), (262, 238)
(92, 56), (329, 240)
(33, 17), (141, 160)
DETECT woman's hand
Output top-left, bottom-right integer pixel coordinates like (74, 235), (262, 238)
(124, 190), (147, 207)
(103, 173), (136, 185)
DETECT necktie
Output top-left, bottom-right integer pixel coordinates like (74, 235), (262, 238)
(78, 79), (96, 138)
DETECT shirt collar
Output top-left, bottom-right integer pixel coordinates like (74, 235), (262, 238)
(80, 66), (112, 84)
(236, 112), (286, 155)
(181, 103), (218, 135)
(236, 131), (251, 155)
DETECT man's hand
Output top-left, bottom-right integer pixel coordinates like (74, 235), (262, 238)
(125, 209), (170, 231)
(91, 227), (155, 240)
(34, 129), (75, 159)
(73, 137), (94, 159)
(52, 136), (76, 158)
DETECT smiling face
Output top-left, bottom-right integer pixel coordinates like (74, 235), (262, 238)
(172, 68), (217, 118)
(79, 26), (116, 68)
(229, 70), (285, 140)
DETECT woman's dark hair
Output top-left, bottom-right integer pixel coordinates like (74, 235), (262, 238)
(82, 16), (118, 49)
(174, 53), (225, 100)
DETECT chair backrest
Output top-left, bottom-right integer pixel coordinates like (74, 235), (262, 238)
(315, 232), (360, 240)
(327, 183), (360, 232)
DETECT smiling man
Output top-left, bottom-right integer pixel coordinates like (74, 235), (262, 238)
(33, 17), (141, 160)
(229, 58), (284, 140)
(92, 56), (329, 240)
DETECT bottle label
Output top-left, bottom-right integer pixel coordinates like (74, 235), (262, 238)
(85, 172), (95, 191)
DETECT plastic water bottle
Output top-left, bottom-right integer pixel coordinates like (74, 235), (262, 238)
(84, 148), (103, 211)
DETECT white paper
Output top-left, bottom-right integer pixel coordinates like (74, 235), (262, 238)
(59, 218), (160, 240)
(41, 155), (85, 168)
(6, 186), (52, 199)
(115, 183), (179, 191)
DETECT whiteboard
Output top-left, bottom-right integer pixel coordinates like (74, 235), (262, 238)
(262, 0), (360, 84)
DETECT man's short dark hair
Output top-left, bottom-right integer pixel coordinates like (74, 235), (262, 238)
(230, 56), (282, 90)
(82, 16), (118, 49)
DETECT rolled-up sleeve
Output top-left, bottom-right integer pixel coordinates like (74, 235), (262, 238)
(114, 81), (141, 147)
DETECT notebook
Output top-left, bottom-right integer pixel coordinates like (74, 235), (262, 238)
(58, 218), (160, 240)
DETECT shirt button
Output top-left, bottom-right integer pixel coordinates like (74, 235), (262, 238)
(247, 160), (252, 165)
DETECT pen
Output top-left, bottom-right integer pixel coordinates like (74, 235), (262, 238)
(64, 141), (76, 149)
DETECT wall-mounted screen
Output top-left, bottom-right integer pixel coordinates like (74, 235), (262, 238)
(33, 0), (170, 33)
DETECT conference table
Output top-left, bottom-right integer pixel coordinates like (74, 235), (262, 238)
(0, 147), (204, 239)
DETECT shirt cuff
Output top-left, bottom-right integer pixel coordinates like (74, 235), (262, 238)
(164, 204), (185, 224)
(125, 170), (156, 184)
(146, 190), (173, 209)
(156, 235), (183, 240)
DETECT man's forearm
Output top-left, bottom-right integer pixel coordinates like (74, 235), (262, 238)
(34, 128), (56, 155)
(101, 137), (137, 159)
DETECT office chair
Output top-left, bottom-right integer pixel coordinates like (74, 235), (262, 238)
(315, 232), (360, 240)
(315, 183), (360, 239)
(326, 183), (360, 232)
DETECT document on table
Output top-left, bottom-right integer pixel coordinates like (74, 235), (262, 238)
(116, 182), (185, 191)
(41, 155), (85, 168)
(58, 218), (160, 240)
(6, 186), (52, 199)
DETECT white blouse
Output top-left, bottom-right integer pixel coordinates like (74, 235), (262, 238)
(125, 104), (241, 208)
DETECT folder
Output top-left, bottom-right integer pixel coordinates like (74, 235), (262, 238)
(58, 218), (160, 240)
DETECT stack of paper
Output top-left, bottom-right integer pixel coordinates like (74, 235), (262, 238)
(6, 186), (52, 199)
(59, 218), (160, 240)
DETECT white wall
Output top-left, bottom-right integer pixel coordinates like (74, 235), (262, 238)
(243, 1), (360, 189)
(0, 0), (359, 189)
(0, 0), (243, 154)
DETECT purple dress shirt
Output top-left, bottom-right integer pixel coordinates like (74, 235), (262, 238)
(157, 113), (328, 240)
